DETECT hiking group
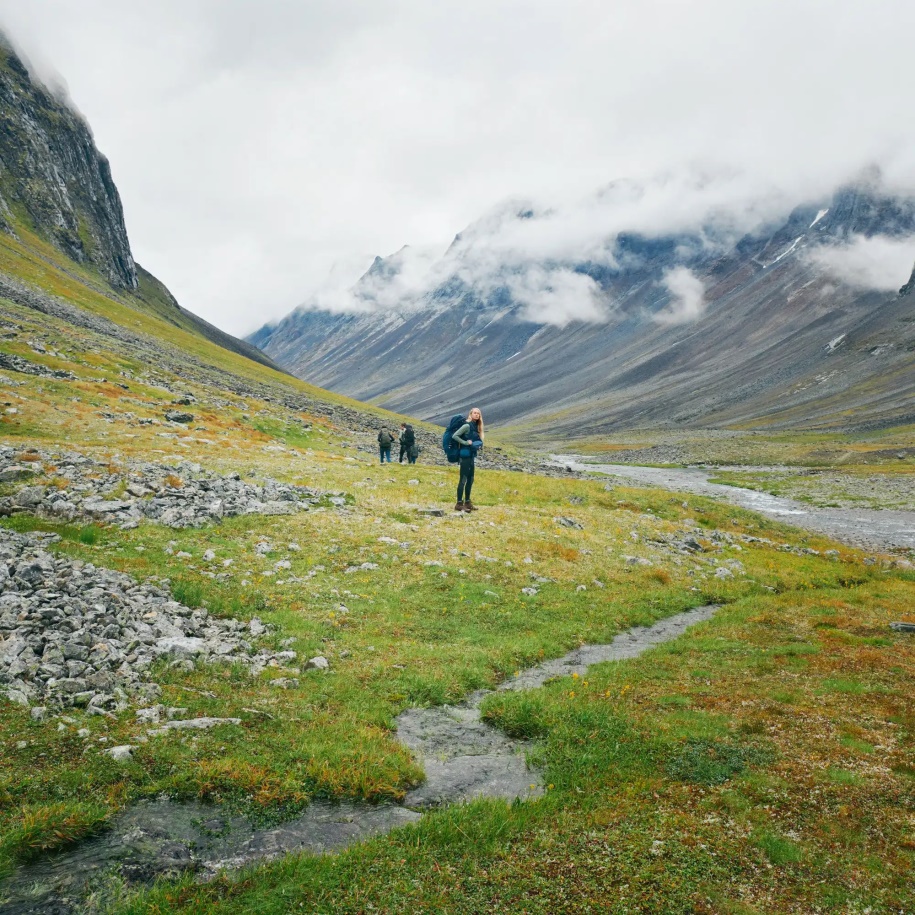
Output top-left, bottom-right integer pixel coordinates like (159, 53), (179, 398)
(377, 423), (418, 464)
(378, 408), (485, 513)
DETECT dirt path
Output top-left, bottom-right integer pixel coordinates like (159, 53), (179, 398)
(555, 458), (915, 553)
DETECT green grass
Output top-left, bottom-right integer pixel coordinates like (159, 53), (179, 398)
(0, 801), (109, 873)
(0, 231), (913, 912)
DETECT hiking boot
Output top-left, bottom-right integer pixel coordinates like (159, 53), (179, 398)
(454, 501), (465, 511)
(464, 501), (476, 512)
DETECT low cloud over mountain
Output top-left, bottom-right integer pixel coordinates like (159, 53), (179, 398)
(251, 170), (915, 433)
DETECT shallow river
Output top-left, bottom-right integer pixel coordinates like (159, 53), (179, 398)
(554, 457), (915, 553)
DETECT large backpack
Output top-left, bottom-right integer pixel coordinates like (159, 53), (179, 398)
(442, 414), (465, 463)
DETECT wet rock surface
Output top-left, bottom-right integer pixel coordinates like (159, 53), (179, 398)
(1, 606), (719, 912)
(0, 798), (421, 915)
(398, 704), (542, 808)
(0, 527), (292, 711)
(498, 604), (719, 692)
(396, 604), (719, 808)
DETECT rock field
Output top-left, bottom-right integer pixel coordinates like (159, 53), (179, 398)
(0, 445), (344, 529)
(0, 526), (299, 712)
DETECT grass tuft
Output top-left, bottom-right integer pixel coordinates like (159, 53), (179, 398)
(665, 738), (774, 786)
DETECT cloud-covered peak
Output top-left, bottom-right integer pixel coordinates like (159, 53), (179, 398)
(285, 166), (915, 329)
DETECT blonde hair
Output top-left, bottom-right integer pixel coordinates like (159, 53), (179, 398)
(468, 407), (484, 440)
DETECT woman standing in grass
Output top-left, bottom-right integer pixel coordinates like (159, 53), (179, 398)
(453, 407), (484, 512)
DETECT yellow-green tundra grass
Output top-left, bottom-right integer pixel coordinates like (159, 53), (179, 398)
(0, 232), (913, 914)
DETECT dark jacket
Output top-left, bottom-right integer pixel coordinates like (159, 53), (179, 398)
(400, 425), (415, 447)
(452, 421), (482, 459)
(378, 430), (394, 447)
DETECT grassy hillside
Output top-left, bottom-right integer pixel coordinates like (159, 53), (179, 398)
(0, 220), (416, 427)
(0, 241), (913, 914)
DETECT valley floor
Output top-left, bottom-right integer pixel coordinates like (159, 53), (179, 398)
(0, 269), (913, 914)
(554, 458), (915, 554)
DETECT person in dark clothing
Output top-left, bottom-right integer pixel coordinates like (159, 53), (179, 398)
(452, 407), (484, 511)
(398, 423), (416, 463)
(377, 429), (394, 463)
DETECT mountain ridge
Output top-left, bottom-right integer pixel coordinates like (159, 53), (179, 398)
(0, 33), (283, 375)
(251, 175), (915, 435)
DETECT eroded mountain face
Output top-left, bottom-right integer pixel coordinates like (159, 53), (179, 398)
(252, 179), (915, 434)
(0, 37), (137, 289)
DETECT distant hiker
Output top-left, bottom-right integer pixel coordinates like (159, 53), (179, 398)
(377, 428), (394, 463)
(452, 407), (484, 511)
(399, 423), (416, 463)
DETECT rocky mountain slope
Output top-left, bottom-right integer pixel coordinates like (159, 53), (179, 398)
(252, 178), (915, 436)
(0, 37), (136, 289)
(0, 34), (283, 373)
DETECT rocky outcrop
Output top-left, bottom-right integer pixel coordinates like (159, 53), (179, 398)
(0, 36), (137, 289)
(899, 261), (915, 297)
(0, 446), (343, 530)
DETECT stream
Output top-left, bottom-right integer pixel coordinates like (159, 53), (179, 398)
(0, 605), (717, 914)
(554, 457), (915, 553)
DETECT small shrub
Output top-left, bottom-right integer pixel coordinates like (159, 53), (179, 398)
(0, 802), (109, 864)
(78, 524), (101, 545)
(164, 474), (184, 489)
(482, 694), (549, 739)
(107, 480), (128, 499)
(666, 738), (774, 786)
(399, 673), (449, 706)
(753, 829), (804, 866)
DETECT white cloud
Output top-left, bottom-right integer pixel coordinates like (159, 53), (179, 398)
(806, 235), (915, 291)
(654, 267), (706, 325)
(1, 1), (914, 334)
(506, 267), (607, 326)
(306, 245), (443, 314)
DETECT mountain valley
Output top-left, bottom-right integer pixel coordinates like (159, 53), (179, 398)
(0, 30), (912, 915)
(252, 178), (915, 438)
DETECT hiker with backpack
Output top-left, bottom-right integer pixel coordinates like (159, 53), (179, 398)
(377, 428), (395, 463)
(398, 423), (416, 463)
(443, 407), (484, 511)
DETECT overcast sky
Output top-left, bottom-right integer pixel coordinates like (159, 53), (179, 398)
(1, 0), (914, 336)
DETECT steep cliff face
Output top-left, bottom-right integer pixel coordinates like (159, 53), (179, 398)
(0, 36), (137, 289)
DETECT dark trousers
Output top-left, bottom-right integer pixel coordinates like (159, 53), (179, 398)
(379, 446), (392, 463)
(457, 456), (475, 501)
(399, 445), (408, 462)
